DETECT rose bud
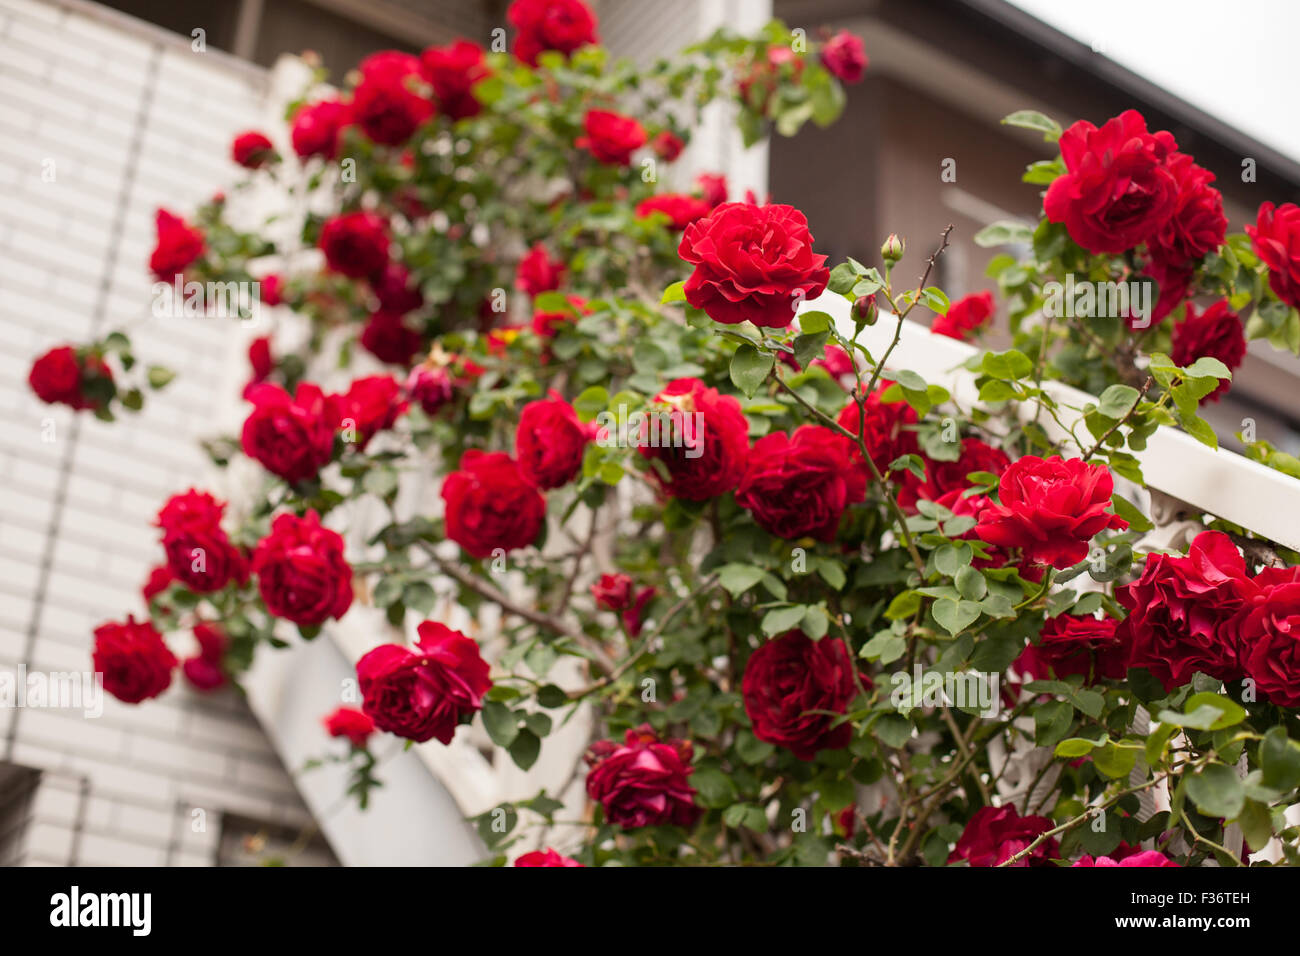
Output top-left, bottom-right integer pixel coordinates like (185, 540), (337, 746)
(881, 234), (905, 263)
(852, 294), (878, 326)
(591, 573), (634, 612)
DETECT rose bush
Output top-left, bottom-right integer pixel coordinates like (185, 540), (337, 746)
(49, 1), (1300, 867)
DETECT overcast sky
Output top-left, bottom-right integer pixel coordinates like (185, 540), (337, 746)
(1005, 0), (1300, 163)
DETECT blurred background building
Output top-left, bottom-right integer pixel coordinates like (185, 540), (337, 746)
(1, 0), (1297, 866)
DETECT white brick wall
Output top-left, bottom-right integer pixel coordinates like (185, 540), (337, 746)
(0, 0), (327, 866)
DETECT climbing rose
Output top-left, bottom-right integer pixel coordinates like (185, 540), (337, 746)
(735, 425), (865, 541)
(28, 346), (113, 410)
(742, 630), (857, 759)
(515, 393), (589, 489)
(897, 437), (1009, 512)
(181, 622), (227, 691)
(241, 383), (336, 485)
(517, 243), (566, 296)
(515, 849), (584, 867)
(323, 707), (376, 748)
(360, 310), (423, 366)
(331, 374), (407, 449)
(585, 725), (702, 829)
(251, 510), (354, 627)
(836, 383), (919, 475)
(350, 51), (432, 146)
(1246, 201), (1300, 309)
(290, 98), (348, 159)
(419, 39), (490, 120)
(1233, 566), (1300, 707)
(155, 489), (248, 594)
(507, 0), (598, 66)
(591, 573), (633, 611)
(231, 130), (275, 168)
(931, 290), (994, 340)
(441, 450), (547, 557)
(636, 377), (749, 501)
(576, 109), (646, 166)
(651, 130), (684, 161)
(149, 208), (204, 280)
(636, 194), (712, 230)
(820, 31), (867, 83)
(93, 616), (177, 704)
(1147, 151), (1226, 268)
(319, 211), (390, 279)
(1170, 300), (1244, 402)
(948, 805), (1060, 867)
(1073, 850), (1179, 867)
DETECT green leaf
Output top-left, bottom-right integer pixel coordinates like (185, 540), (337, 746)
(954, 565), (986, 601)
(508, 729), (541, 771)
(146, 365), (175, 389)
(730, 345), (773, 398)
(980, 349), (1034, 380)
(793, 330), (829, 369)
(1000, 109), (1062, 142)
(1260, 727), (1300, 792)
(718, 563), (766, 596)
(1184, 356), (1232, 380)
(884, 590), (921, 621)
(932, 599), (981, 636)
(874, 713), (913, 748)
(973, 220), (1034, 248)
(1097, 384), (1140, 419)
(1055, 736), (1104, 758)
(1186, 763), (1245, 819)
(1110, 493), (1153, 533)
(762, 605), (808, 636)
(1034, 700), (1073, 747)
(1092, 742), (1139, 779)
(660, 280), (686, 303)
(572, 386), (608, 422)
(481, 700), (519, 748)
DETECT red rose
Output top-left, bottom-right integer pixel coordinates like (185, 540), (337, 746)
(836, 384), (919, 475)
(931, 488), (1029, 576)
(420, 39), (490, 120)
(231, 130), (275, 168)
(651, 130), (684, 161)
(679, 202), (829, 328)
(405, 364), (453, 415)
(576, 109), (646, 166)
(515, 392), (590, 489)
(241, 383), (336, 484)
(248, 336), (273, 385)
(356, 621), (491, 744)
(974, 455), (1127, 569)
(1246, 201), (1300, 309)
(738, 47), (804, 113)
(517, 243), (566, 296)
(351, 51), (432, 146)
(898, 437), (1009, 512)
(323, 706), (376, 748)
(696, 172), (728, 207)
(636, 194), (712, 230)
(623, 586), (656, 637)
(948, 805), (1059, 867)
(931, 290), (994, 340)
(507, 0), (599, 66)
(1012, 613), (1127, 685)
(442, 450), (547, 558)
(636, 377), (749, 501)
(591, 573), (633, 611)
(332, 374), (407, 449)
(742, 630), (857, 759)
(530, 294), (590, 338)
(370, 262), (424, 314)
(584, 724), (702, 829)
(251, 510), (354, 627)
(1116, 530), (1251, 692)
(93, 616), (177, 704)
(820, 31), (867, 84)
(260, 274), (284, 307)
(1043, 110), (1178, 255)
(319, 211), (390, 279)
(1171, 300), (1244, 402)
(1147, 152), (1226, 268)
(1234, 567), (1300, 707)
(736, 425), (865, 541)
(810, 343), (855, 382)
(360, 310), (423, 365)
(28, 346), (113, 410)
(1073, 850), (1179, 867)
(290, 98), (348, 160)
(1143, 258), (1193, 325)
(181, 622), (228, 691)
(156, 489), (248, 594)
(142, 564), (173, 605)
(514, 848), (583, 867)
(149, 208), (205, 280)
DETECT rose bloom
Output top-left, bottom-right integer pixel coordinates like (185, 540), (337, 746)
(231, 130), (275, 168)
(623, 586), (656, 637)
(142, 564), (173, 605)
(149, 208), (205, 280)
(974, 455), (1127, 569)
(360, 310), (423, 366)
(948, 805), (1060, 867)
(332, 374), (407, 450)
(1073, 850), (1179, 867)
(931, 290), (994, 340)
(181, 622), (228, 692)
(1144, 257), (1194, 326)
(576, 109), (647, 166)
(636, 194), (712, 230)
(531, 294), (590, 338)
(1147, 152), (1226, 268)
(742, 630), (857, 759)
(897, 437), (1010, 512)
(651, 130), (684, 161)
(820, 30), (867, 84)
(515, 392), (589, 489)
(1234, 566), (1300, 707)
(636, 377), (749, 501)
(1171, 301), (1245, 402)
(357, 621), (491, 744)
(251, 510), (354, 627)
(591, 572), (633, 611)
(370, 262), (424, 315)
(679, 202), (830, 328)
(1115, 530), (1252, 692)
(696, 172), (728, 207)
(1044, 110), (1178, 255)
(736, 425), (865, 541)
(28, 346), (113, 410)
(350, 51), (432, 146)
(836, 383), (919, 475)
(517, 242), (566, 296)
(319, 211), (390, 278)
(420, 39), (490, 120)
(93, 616), (177, 704)
(405, 364), (454, 415)
(1012, 613), (1128, 685)
(585, 725), (702, 829)
(514, 849), (583, 867)
(241, 382), (336, 485)
(323, 706), (377, 748)
(248, 335), (273, 383)
(156, 489), (248, 594)
(507, 0), (599, 66)
(1246, 201), (1300, 309)
(442, 450), (547, 558)
(290, 98), (348, 160)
